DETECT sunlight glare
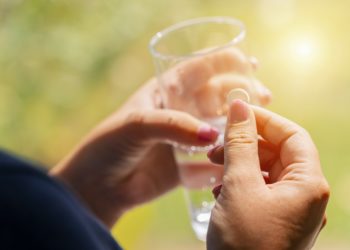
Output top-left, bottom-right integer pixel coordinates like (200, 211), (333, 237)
(295, 40), (314, 59)
(288, 36), (320, 65)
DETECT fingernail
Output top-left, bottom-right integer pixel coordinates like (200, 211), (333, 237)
(229, 99), (250, 124)
(212, 184), (222, 199)
(207, 145), (220, 158)
(198, 125), (219, 142)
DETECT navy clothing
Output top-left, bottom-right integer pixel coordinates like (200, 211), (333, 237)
(0, 150), (122, 250)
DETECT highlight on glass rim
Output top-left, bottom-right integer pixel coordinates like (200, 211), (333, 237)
(0, 1), (347, 249)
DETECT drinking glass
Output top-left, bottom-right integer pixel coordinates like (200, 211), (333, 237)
(149, 16), (254, 241)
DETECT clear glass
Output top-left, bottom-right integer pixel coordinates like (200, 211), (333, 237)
(149, 16), (251, 241)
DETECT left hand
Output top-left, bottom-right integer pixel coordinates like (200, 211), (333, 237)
(50, 48), (271, 228)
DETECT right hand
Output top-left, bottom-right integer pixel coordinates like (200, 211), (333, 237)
(207, 100), (329, 250)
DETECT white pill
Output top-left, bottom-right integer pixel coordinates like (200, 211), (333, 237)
(226, 88), (250, 104)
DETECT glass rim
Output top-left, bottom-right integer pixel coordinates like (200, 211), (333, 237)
(149, 16), (246, 61)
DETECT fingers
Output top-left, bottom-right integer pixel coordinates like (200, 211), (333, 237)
(164, 48), (252, 93)
(223, 100), (265, 187)
(122, 109), (219, 146)
(207, 139), (278, 172)
(210, 105), (322, 184)
(252, 79), (272, 106)
(186, 73), (271, 118)
(249, 56), (259, 70)
(207, 145), (224, 164)
(252, 106), (319, 169)
(209, 74), (271, 108)
(320, 214), (327, 230)
(161, 48), (271, 119)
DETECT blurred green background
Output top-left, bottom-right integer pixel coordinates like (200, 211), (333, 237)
(0, 0), (349, 249)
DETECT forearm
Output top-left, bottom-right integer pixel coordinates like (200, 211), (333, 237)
(50, 149), (126, 229)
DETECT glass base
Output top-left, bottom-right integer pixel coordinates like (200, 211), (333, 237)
(188, 200), (214, 242)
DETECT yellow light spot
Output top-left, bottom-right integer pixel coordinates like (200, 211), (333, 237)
(294, 39), (315, 60)
(287, 36), (320, 66)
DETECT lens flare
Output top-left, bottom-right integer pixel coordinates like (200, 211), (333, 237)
(286, 36), (320, 66)
(294, 39), (315, 59)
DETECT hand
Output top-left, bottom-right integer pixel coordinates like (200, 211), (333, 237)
(207, 100), (329, 250)
(161, 49), (270, 118)
(50, 48), (271, 228)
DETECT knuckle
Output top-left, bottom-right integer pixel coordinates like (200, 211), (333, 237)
(322, 216), (327, 227)
(222, 174), (235, 189)
(298, 127), (311, 138)
(166, 114), (180, 127)
(178, 111), (192, 122)
(226, 47), (242, 59)
(318, 180), (331, 200)
(294, 126), (314, 143)
(309, 178), (330, 203)
(226, 129), (256, 148)
(124, 110), (147, 137)
(167, 111), (196, 129)
(125, 110), (145, 125)
(282, 122), (301, 136)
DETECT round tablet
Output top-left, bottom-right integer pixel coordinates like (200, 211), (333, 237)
(226, 88), (250, 104)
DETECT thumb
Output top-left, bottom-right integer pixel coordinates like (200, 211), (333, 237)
(123, 109), (219, 147)
(224, 100), (264, 187)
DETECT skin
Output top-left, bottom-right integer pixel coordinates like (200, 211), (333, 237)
(50, 48), (270, 228)
(207, 100), (329, 250)
(50, 47), (329, 249)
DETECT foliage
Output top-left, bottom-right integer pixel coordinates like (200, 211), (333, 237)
(1, 0), (350, 249)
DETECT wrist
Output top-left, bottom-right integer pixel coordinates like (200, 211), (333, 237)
(50, 160), (127, 228)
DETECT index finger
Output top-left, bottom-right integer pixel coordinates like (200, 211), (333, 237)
(252, 106), (319, 168)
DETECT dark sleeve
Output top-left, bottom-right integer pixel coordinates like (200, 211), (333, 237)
(0, 152), (122, 250)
